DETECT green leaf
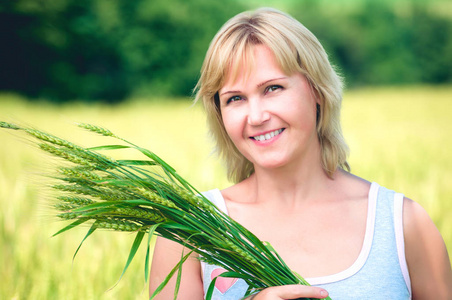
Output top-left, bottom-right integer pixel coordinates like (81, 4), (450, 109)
(136, 147), (176, 172)
(52, 218), (90, 237)
(149, 250), (194, 300)
(88, 145), (131, 151)
(244, 285), (258, 298)
(159, 222), (194, 232)
(73, 222), (97, 261)
(123, 199), (154, 205)
(264, 241), (300, 283)
(173, 249), (185, 300)
(117, 160), (157, 166)
(117, 230), (146, 283)
(144, 224), (160, 283)
(205, 275), (218, 300)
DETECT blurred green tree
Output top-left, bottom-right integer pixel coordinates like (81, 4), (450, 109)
(1, 0), (451, 101)
(289, 0), (452, 88)
(0, 0), (245, 102)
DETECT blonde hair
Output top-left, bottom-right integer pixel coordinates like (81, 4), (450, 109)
(195, 7), (349, 183)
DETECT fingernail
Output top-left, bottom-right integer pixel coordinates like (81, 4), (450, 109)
(320, 290), (328, 297)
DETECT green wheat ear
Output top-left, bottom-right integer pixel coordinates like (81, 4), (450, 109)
(78, 123), (118, 138)
(0, 121), (21, 130)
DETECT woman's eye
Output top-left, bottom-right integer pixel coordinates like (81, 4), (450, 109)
(265, 85), (282, 93)
(226, 95), (243, 104)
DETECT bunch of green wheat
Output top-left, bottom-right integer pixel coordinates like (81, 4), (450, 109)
(0, 121), (331, 300)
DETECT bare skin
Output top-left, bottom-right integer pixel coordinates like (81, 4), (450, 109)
(149, 45), (452, 299)
(404, 198), (452, 299)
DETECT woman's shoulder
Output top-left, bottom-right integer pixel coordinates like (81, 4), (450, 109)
(220, 176), (255, 204)
(403, 196), (452, 297)
(331, 170), (372, 201)
(403, 196), (446, 258)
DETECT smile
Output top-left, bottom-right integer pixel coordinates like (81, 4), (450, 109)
(251, 129), (284, 141)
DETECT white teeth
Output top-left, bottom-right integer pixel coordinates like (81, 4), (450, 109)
(253, 129), (283, 141)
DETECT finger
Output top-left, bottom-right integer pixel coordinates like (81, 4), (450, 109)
(266, 285), (329, 299)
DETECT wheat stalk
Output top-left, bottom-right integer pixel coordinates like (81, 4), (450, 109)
(0, 121), (331, 300)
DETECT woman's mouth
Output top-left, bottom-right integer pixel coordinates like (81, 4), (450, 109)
(251, 128), (284, 141)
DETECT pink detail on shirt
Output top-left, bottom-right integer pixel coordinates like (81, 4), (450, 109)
(211, 268), (238, 294)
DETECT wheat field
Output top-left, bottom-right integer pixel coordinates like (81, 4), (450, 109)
(0, 86), (451, 299)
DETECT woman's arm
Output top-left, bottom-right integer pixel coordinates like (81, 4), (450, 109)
(149, 236), (204, 300)
(404, 197), (452, 299)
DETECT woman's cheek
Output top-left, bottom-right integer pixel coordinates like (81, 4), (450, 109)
(223, 109), (241, 134)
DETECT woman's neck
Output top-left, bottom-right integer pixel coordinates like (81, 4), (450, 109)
(247, 158), (337, 207)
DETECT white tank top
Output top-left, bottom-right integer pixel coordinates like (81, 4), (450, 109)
(200, 182), (411, 299)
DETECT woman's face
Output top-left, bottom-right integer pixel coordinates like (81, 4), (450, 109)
(218, 44), (320, 171)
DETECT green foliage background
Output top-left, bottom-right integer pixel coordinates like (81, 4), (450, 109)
(1, 0), (452, 101)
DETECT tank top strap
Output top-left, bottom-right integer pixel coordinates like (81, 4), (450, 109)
(357, 184), (411, 298)
(201, 189), (229, 215)
(304, 183), (412, 299)
(393, 190), (412, 295)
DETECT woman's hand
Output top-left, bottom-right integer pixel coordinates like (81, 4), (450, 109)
(249, 285), (329, 299)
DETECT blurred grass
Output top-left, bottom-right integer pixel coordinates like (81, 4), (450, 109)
(0, 86), (451, 299)
(342, 85), (452, 243)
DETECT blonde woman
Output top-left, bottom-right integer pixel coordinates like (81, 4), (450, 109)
(150, 8), (452, 299)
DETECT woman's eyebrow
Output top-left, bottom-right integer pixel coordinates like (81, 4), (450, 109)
(219, 90), (241, 97)
(257, 77), (287, 87)
(220, 77), (287, 96)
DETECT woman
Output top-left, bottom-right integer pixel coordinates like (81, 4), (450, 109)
(150, 8), (452, 299)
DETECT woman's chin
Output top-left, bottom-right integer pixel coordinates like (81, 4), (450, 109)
(252, 158), (289, 171)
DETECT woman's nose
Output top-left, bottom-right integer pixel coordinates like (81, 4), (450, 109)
(247, 100), (270, 126)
